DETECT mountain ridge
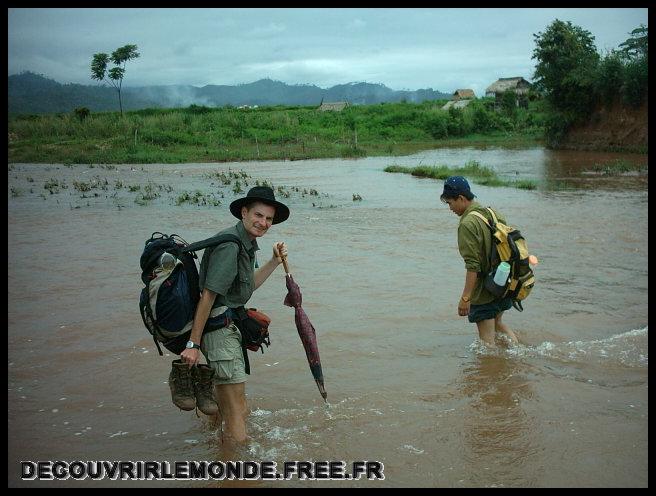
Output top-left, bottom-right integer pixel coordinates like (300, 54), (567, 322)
(8, 71), (451, 114)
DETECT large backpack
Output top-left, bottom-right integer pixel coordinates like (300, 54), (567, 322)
(138, 232), (243, 355)
(468, 208), (535, 311)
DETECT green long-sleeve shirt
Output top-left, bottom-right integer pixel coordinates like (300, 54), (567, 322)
(457, 201), (506, 305)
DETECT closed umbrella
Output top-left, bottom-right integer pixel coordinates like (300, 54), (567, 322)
(281, 255), (327, 402)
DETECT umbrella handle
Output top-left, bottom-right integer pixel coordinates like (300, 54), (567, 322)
(276, 242), (291, 275)
(280, 254), (291, 275)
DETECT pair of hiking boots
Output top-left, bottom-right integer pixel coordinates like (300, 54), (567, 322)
(168, 359), (218, 415)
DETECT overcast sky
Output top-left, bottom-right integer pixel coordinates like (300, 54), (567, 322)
(8, 8), (648, 96)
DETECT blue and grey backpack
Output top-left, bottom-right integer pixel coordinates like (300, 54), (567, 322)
(138, 232), (242, 355)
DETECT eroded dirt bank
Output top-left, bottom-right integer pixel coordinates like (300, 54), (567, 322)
(557, 97), (648, 153)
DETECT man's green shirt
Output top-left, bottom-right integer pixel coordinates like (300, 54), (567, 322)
(457, 201), (507, 305)
(198, 221), (259, 309)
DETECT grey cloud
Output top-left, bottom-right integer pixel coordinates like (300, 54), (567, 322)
(8, 8), (648, 92)
(246, 22), (287, 38)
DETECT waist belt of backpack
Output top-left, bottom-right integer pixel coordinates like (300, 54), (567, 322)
(203, 305), (230, 333)
(197, 306), (254, 374)
(226, 306), (253, 375)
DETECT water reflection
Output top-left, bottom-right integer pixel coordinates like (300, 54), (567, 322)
(411, 146), (647, 190)
(457, 354), (541, 487)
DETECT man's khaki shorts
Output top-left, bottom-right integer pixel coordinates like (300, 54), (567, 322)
(201, 323), (247, 385)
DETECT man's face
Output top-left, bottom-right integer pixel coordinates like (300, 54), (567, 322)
(241, 201), (276, 239)
(444, 195), (467, 216)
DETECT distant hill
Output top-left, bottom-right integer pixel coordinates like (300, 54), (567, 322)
(8, 71), (451, 115)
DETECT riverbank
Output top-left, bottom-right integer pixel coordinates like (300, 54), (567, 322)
(7, 133), (545, 165)
(556, 99), (648, 154)
(8, 101), (545, 164)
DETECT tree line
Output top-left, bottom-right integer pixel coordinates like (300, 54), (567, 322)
(532, 21), (648, 145)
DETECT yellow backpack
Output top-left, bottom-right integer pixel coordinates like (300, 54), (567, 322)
(469, 208), (535, 311)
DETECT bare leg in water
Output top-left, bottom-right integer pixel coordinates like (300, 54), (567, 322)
(214, 382), (248, 445)
(475, 318), (497, 348)
(494, 312), (518, 346)
(208, 407), (223, 436)
(475, 313), (518, 348)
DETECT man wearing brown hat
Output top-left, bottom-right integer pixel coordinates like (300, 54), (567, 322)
(180, 186), (289, 444)
(440, 176), (518, 348)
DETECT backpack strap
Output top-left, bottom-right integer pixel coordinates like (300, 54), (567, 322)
(468, 210), (494, 232)
(467, 210), (500, 278)
(139, 292), (166, 356)
(183, 233), (243, 253)
(485, 207), (499, 225)
(469, 207), (502, 232)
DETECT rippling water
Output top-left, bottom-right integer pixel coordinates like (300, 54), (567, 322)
(8, 147), (648, 487)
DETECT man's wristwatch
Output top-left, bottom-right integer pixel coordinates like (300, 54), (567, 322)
(460, 295), (471, 303)
(185, 340), (201, 350)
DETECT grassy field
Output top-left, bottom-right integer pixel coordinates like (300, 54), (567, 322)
(8, 100), (545, 164)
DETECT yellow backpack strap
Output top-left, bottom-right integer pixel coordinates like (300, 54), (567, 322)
(485, 207), (499, 225)
(469, 210), (492, 229)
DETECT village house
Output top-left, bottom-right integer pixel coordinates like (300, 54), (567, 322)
(485, 77), (531, 109)
(442, 88), (476, 110)
(452, 89), (476, 101)
(317, 101), (350, 112)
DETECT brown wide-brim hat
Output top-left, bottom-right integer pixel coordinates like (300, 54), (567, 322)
(229, 186), (290, 224)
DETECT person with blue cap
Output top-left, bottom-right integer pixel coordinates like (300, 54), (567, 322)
(440, 176), (519, 347)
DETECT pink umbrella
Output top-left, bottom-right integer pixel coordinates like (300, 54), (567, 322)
(281, 256), (327, 402)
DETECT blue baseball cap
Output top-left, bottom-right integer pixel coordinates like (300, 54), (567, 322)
(440, 175), (475, 201)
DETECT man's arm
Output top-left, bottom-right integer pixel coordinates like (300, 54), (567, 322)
(180, 288), (217, 367)
(458, 271), (478, 316)
(254, 242), (287, 290)
(457, 220), (484, 317)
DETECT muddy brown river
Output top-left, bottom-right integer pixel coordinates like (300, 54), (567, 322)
(8, 146), (648, 487)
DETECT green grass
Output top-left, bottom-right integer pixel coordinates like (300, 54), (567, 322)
(8, 100), (546, 164)
(384, 161), (539, 190)
(588, 159), (647, 175)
